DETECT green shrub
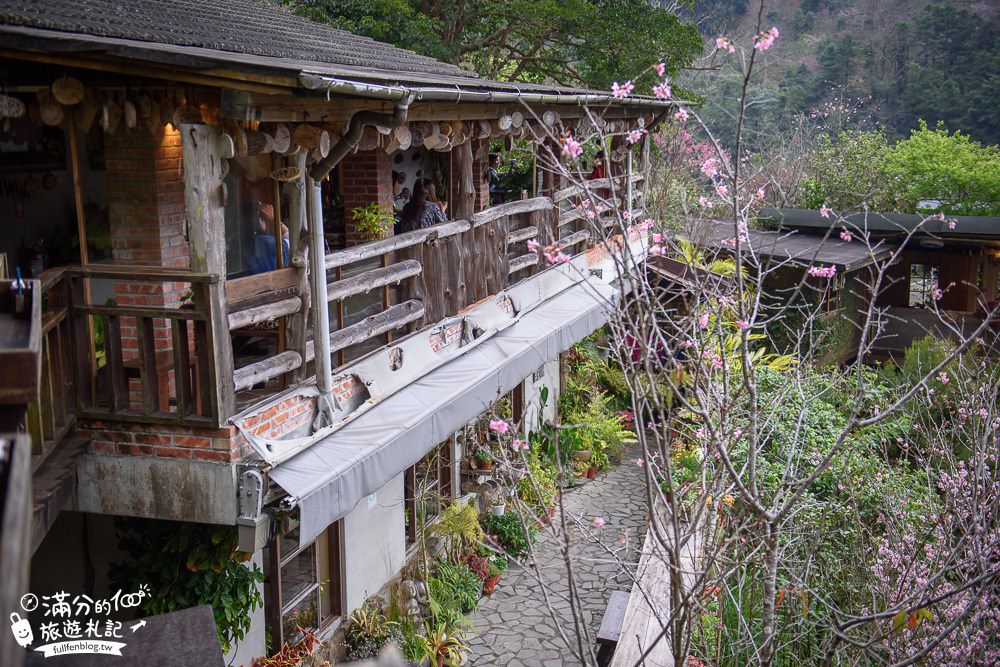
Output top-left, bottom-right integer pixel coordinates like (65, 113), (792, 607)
(481, 509), (538, 559)
(428, 560), (481, 618)
(343, 604), (403, 661)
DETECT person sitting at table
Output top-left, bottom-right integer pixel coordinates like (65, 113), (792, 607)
(398, 178), (447, 233)
(244, 202), (290, 274)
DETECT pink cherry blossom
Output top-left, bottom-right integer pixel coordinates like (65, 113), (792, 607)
(736, 320), (749, 330)
(948, 219), (957, 229)
(626, 128), (644, 145)
(699, 312), (710, 328)
(715, 37), (736, 54)
(635, 458), (644, 467)
(561, 136), (583, 158)
(593, 517), (606, 527)
(715, 183), (729, 196)
(807, 265), (837, 279)
(673, 108), (689, 122)
(698, 195), (714, 209)
(820, 204), (831, 218)
(649, 245), (666, 256)
(655, 62), (666, 76)
(489, 419), (509, 434)
(653, 81), (672, 99)
(526, 238), (539, 252)
(611, 80), (635, 99)
(652, 232), (664, 243)
(933, 287), (943, 300)
(756, 187), (766, 200)
(839, 229), (852, 242)
(753, 26), (779, 51)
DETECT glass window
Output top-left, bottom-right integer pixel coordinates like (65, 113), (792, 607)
(405, 440), (453, 546)
(909, 264), (939, 308)
(224, 158), (285, 277)
(268, 515), (342, 648)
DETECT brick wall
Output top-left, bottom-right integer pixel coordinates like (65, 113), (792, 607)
(471, 140), (489, 211)
(83, 420), (236, 463)
(105, 126), (191, 408)
(340, 148), (394, 247)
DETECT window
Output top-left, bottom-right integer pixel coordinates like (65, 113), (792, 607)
(224, 159), (285, 278)
(405, 440), (454, 547)
(820, 274), (845, 314)
(266, 515), (342, 648)
(909, 264), (939, 308)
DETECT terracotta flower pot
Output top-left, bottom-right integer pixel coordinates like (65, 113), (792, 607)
(479, 459), (493, 470)
(586, 468), (598, 479)
(483, 575), (500, 595)
(547, 506), (556, 518)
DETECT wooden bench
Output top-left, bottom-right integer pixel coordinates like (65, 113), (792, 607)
(596, 590), (629, 666)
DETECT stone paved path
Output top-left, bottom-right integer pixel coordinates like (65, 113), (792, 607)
(467, 447), (648, 666)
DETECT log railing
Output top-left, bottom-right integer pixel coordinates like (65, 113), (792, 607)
(64, 265), (227, 427)
(26, 269), (76, 459)
(554, 173), (644, 248)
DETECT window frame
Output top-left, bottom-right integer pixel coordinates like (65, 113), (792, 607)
(909, 263), (940, 308)
(265, 517), (343, 649)
(405, 440), (454, 548)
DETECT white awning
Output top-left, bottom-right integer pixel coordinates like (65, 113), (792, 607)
(269, 277), (617, 544)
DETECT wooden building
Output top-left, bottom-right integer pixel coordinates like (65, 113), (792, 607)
(0, 0), (669, 662)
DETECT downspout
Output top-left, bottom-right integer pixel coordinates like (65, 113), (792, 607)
(305, 94), (414, 427)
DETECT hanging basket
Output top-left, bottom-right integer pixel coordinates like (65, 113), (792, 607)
(51, 76), (85, 106)
(270, 124), (291, 153)
(172, 105), (202, 127)
(393, 124), (412, 151)
(245, 129), (268, 156)
(292, 123), (321, 150)
(123, 100), (137, 129)
(318, 129), (331, 157)
(270, 165), (302, 182)
(0, 94), (25, 119)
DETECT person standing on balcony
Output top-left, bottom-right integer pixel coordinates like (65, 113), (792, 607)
(486, 153), (505, 205)
(245, 202), (289, 273)
(588, 150), (607, 180)
(398, 178), (447, 233)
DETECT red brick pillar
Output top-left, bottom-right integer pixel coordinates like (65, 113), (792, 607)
(105, 126), (190, 406)
(339, 148), (394, 247)
(471, 139), (489, 211)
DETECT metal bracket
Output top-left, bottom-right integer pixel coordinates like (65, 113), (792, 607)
(237, 467), (265, 523)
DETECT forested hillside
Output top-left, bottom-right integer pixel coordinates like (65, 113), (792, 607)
(684, 0), (1000, 147)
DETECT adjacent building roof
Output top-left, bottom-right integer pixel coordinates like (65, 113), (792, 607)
(687, 220), (896, 272)
(760, 208), (1000, 241)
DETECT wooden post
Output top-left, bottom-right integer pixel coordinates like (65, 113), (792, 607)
(450, 140), (479, 309)
(284, 151), (310, 383)
(181, 124), (235, 425)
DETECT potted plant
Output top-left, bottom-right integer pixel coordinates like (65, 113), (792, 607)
(573, 448), (592, 463)
(422, 623), (465, 667)
(350, 203), (394, 241)
(482, 554), (507, 595)
(588, 447), (610, 478)
(474, 448), (494, 470)
(489, 498), (506, 516)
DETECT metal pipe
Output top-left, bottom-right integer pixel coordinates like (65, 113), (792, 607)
(306, 175), (334, 419)
(299, 73), (686, 109)
(305, 94), (414, 422)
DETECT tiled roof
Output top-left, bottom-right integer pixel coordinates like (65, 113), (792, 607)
(0, 0), (475, 79)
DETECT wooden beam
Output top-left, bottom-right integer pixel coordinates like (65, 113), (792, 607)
(508, 253), (538, 275)
(472, 196), (552, 227)
(559, 229), (590, 248)
(326, 260), (421, 302)
(228, 297), (302, 330)
(328, 300), (424, 353)
(284, 151), (310, 383)
(507, 225), (539, 244)
(233, 351), (302, 392)
(325, 221), (469, 270)
(67, 265), (218, 283)
(452, 139), (476, 223)
(182, 123), (235, 424)
(226, 267), (298, 302)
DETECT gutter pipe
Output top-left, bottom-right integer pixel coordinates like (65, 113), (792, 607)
(306, 94), (414, 425)
(299, 73), (686, 109)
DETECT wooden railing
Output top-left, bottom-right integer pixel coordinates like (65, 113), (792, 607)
(554, 173), (644, 251)
(27, 269), (76, 458)
(62, 265), (228, 427)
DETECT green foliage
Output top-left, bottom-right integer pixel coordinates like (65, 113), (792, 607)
(421, 622), (466, 667)
(481, 509), (538, 559)
(517, 444), (558, 510)
(427, 501), (484, 558)
(883, 120), (1000, 215)
(486, 553), (508, 578)
(283, 0), (702, 90)
(797, 130), (909, 211)
(344, 604), (404, 661)
(110, 519), (263, 654)
(427, 559), (482, 622)
(350, 202), (395, 240)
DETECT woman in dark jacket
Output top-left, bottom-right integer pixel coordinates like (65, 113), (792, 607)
(398, 178), (447, 233)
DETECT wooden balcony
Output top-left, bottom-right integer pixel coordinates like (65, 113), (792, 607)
(27, 172), (644, 456)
